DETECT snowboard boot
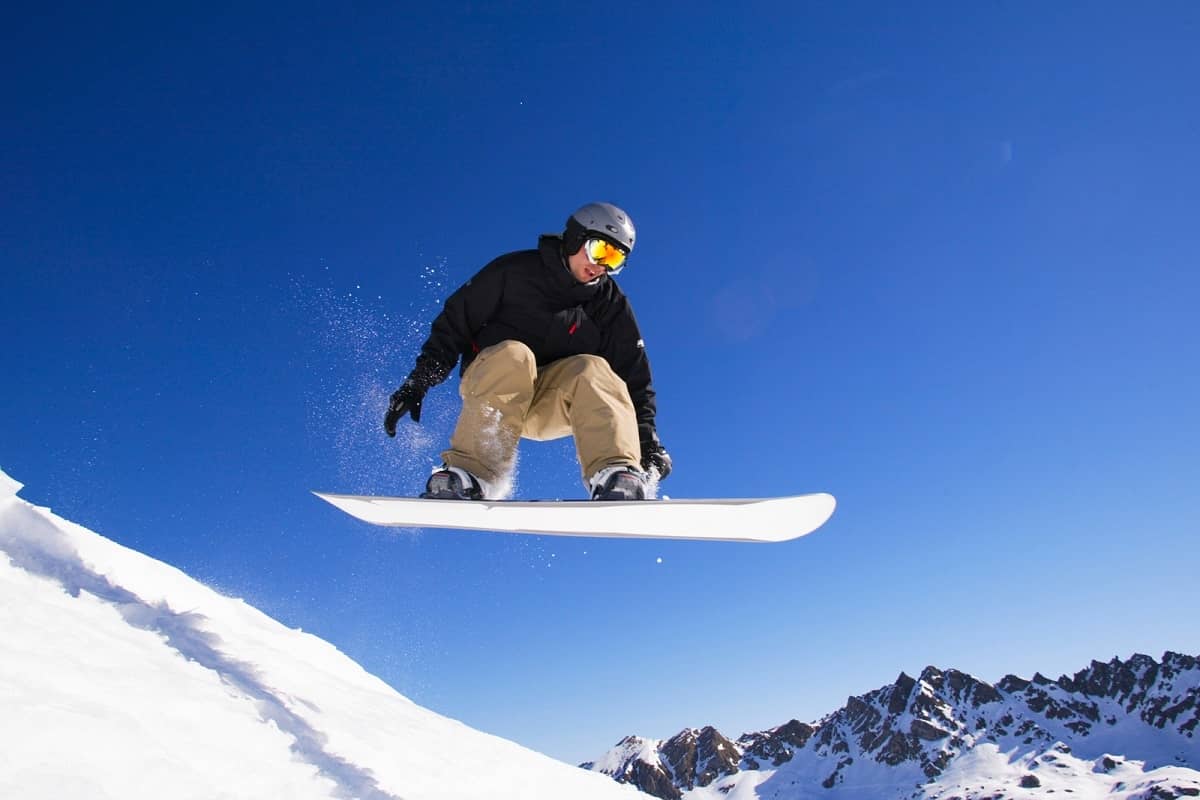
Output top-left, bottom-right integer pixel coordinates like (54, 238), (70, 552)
(589, 466), (649, 501)
(421, 466), (486, 501)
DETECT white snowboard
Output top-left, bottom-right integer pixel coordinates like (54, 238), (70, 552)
(313, 492), (836, 543)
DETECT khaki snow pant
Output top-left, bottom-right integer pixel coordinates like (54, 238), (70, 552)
(441, 340), (641, 493)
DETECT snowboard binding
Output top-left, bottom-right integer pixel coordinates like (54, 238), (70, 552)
(590, 466), (650, 501)
(421, 467), (485, 501)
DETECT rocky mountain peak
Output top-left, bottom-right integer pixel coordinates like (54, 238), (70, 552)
(737, 718), (816, 770)
(660, 726), (740, 790)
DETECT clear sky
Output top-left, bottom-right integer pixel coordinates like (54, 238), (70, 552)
(4, 2), (1198, 766)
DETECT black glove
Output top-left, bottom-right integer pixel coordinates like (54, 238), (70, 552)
(641, 435), (672, 480)
(384, 378), (428, 435)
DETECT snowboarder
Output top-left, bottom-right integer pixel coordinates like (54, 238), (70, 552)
(383, 202), (672, 501)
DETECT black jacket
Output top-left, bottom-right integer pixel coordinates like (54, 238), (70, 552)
(411, 235), (658, 440)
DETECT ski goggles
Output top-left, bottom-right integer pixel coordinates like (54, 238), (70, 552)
(583, 238), (629, 273)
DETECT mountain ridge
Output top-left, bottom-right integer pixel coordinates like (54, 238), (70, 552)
(583, 652), (1199, 800)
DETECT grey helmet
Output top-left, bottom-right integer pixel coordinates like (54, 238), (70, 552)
(563, 202), (636, 258)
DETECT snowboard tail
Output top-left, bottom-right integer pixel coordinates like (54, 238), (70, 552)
(313, 492), (836, 543)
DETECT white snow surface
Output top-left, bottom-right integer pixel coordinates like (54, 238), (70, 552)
(0, 468), (640, 799)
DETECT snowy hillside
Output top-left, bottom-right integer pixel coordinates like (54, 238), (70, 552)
(0, 468), (639, 799)
(585, 656), (1199, 800)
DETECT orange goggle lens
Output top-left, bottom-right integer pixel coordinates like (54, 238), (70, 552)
(584, 238), (628, 272)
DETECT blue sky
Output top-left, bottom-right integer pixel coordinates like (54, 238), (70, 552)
(4, 2), (1198, 765)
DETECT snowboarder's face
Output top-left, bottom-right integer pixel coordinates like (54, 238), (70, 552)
(567, 246), (607, 284)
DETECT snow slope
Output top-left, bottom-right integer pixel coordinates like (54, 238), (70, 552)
(0, 468), (639, 800)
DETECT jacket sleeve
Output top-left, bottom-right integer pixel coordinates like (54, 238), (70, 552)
(594, 288), (658, 441)
(411, 259), (506, 388)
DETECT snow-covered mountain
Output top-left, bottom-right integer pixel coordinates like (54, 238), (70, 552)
(0, 468), (640, 799)
(584, 653), (1199, 800)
